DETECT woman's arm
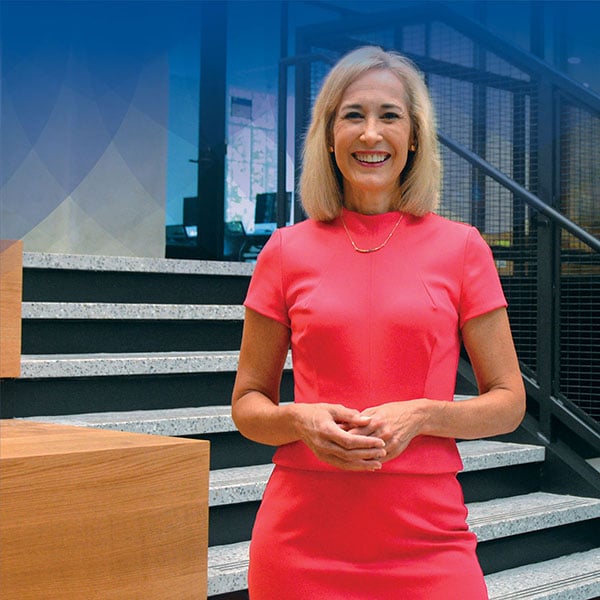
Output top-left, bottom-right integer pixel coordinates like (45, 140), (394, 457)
(422, 306), (526, 438)
(231, 308), (386, 470)
(352, 307), (526, 460)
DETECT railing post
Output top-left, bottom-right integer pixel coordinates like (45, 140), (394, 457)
(535, 79), (561, 441)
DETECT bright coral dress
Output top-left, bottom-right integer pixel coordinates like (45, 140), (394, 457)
(243, 209), (506, 599)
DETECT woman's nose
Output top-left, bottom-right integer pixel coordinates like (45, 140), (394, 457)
(359, 117), (383, 144)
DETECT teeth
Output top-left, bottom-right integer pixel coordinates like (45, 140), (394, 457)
(354, 153), (388, 163)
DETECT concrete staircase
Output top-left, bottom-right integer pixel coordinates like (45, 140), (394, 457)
(2, 252), (599, 600)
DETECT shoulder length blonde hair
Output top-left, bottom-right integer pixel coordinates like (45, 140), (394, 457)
(299, 46), (441, 221)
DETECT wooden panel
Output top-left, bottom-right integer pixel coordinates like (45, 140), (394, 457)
(0, 420), (210, 599)
(0, 240), (23, 377)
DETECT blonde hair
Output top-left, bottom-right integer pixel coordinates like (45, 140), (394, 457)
(299, 46), (441, 221)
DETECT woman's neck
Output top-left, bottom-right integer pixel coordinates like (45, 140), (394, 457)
(342, 187), (400, 215)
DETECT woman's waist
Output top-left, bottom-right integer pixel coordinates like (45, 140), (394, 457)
(273, 435), (462, 474)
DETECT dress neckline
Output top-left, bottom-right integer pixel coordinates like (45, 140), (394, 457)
(340, 207), (403, 232)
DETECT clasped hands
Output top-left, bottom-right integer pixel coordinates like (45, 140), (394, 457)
(297, 401), (428, 472)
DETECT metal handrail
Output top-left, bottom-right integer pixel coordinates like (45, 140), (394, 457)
(438, 131), (600, 254)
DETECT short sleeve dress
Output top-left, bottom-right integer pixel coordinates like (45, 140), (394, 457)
(244, 209), (506, 600)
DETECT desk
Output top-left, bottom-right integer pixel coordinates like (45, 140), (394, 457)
(239, 233), (270, 262)
(0, 420), (210, 599)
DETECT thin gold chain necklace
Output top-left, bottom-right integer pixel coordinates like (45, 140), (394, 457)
(340, 212), (404, 253)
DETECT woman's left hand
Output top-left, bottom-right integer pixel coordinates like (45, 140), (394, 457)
(347, 400), (429, 462)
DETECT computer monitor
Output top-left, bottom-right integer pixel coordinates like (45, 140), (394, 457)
(254, 192), (291, 233)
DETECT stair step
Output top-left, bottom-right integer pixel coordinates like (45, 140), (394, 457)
(19, 351), (293, 379)
(207, 543), (600, 599)
(206, 494), (600, 598)
(210, 464), (274, 506)
(207, 541), (250, 597)
(467, 492), (600, 542)
(23, 252), (254, 276)
(18, 398), (497, 440)
(485, 548), (600, 599)
(22, 302), (245, 321)
(26, 406), (235, 436)
(207, 442), (545, 506)
(22, 253), (253, 305)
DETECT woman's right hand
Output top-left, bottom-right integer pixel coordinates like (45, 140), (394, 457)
(293, 403), (386, 471)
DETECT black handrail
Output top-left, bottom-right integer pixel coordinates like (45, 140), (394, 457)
(438, 131), (600, 253)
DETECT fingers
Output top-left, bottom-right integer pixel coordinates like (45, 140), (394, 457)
(301, 406), (386, 471)
(329, 405), (374, 430)
(316, 441), (387, 471)
(350, 402), (423, 463)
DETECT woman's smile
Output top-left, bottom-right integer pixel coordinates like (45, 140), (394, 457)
(352, 151), (391, 166)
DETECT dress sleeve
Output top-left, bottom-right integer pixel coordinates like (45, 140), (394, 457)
(459, 227), (508, 328)
(243, 229), (290, 327)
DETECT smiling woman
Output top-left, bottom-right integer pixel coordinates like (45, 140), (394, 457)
(232, 45), (525, 600)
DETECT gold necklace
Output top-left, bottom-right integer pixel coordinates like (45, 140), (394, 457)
(340, 212), (404, 253)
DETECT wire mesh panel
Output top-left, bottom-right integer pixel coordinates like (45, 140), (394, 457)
(559, 97), (600, 418)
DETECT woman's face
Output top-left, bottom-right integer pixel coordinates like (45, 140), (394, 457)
(332, 69), (413, 213)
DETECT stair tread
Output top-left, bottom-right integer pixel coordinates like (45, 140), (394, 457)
(19, 351), (292, 378)
(26, 406), (236, 436)
(486, 548), (600, 599)
(207, 542), (600, 598)
(209, 464), (274, 506)
(468, 491), (600, 541)
(22, 302), (245, 321)
(23, 252), (254, 276)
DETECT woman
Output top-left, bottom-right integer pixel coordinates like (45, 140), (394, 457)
(232, 46), (525, 599)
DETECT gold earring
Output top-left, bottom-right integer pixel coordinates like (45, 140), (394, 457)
(328, 145), (334, 153)
(409, 144), (416, 152)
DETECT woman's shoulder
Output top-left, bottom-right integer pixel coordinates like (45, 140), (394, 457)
(405, 213), (489, 261)
(274, 217), (333, 247)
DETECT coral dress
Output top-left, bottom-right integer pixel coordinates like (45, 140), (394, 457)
(243, 209), (506, 599)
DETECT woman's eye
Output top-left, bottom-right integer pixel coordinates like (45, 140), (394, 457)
(382, 112), (401, 120)
(343, 111), (363, 120)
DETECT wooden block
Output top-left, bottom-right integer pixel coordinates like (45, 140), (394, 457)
(0, 420), (210, 599)
(0, 240), (23, 378)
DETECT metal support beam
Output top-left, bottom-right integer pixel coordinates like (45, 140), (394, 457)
(196, 2), (227, 260)
(276, 2), (289, 229)
(535, 80), (560, 440)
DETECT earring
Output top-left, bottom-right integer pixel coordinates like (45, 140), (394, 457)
(328, 145), (334, 153)
(409, 144), (416, 152)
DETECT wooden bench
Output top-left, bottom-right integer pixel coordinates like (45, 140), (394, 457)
(0, 240), (23, 378)
(0, 420), (210, 599)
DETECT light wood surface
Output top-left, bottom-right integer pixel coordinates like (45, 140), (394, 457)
(0, 240), (23, 378)
(0, 420), (210, 599)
